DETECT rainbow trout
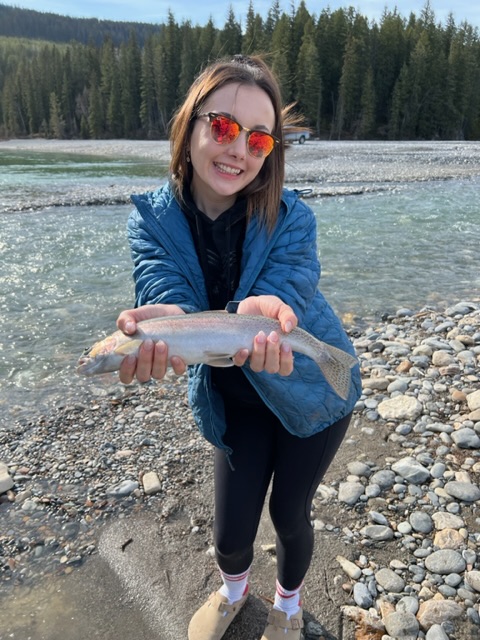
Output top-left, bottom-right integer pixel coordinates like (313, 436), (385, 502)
(77, 311), (357, 399)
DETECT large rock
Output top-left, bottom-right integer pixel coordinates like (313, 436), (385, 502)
(377, 395), (423, 421)
(391, 457), (430, 484)
(467, 389), (480, 411)
(465, 570), (480, 593)
(416, 595), (464, 630)
(424, 549), (466, 575)
(0, 462), (14, 494)
(444, 481), (480, 502)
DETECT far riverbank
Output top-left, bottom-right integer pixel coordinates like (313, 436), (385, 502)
(2, 138), (480, 212)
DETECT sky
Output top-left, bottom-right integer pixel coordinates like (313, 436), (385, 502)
(4, 0), (480, 29)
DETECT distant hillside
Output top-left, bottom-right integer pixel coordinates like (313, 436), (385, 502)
(0, 3), (162, 45)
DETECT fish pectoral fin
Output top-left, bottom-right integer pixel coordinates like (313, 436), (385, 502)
(203, 352), (235, 367)
(114, 339), (143, 356)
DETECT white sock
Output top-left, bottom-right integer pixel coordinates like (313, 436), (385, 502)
(218, 567), (250, 604)
(273, 579), (303, 619)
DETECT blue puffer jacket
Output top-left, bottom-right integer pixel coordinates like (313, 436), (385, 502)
(128, 182), (362, 453)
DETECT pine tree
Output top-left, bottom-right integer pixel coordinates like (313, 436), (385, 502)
(336, 31), (368, 137)
(153, 12), (182, 136)
(242, 1), (264, 55)
(358, 66), (376, 138)
(140, 35), (159, 137)
(295, 20), (321, 133)
(88, 79), (103, 138)
(178, 21), (198, 102)
(389, 63), (411, 138)
(49, 91), (65, 138)
(375, 9), (407, 129)
(198, 18), (218, 64)
(271, 13), (292, 102)
(215, 7), (242, 57)
(120, 31), (142, 137)
(316, 8), (350, 137)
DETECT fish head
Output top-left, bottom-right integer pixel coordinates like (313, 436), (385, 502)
(77, 333), (142, 376)
(82, 334), (119, 358)
(76, 335), (121, 376)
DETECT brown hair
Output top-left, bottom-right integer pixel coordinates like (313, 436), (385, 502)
(169, 55), (298, 231)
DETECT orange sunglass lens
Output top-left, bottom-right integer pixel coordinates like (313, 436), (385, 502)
(248, 131), (275, 158)
(211, 116), (239, 143)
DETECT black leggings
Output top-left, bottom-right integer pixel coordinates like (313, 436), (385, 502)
(213, 401), (352, 590)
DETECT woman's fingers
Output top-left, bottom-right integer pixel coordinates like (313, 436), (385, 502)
(118, 339), (186, 384)
(134, 339), (155, 383)
(248, 331), (293, 376)
(119, 354), (137, 385)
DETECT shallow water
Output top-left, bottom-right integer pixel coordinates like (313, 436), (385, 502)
(313, 178), (480, 317)
(0, 150), (163, 211)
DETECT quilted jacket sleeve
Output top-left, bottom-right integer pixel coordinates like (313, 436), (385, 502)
(127, 192), (207, 312)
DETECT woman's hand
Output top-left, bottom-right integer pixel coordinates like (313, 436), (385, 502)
(233, 295), (298, 376)
(116, 304), (186, 384)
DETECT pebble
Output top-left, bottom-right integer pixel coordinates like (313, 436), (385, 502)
(106, 480), (139, 497)
(1, 303), (480, 640)
(465, 571), (480, 593)
(336, 555), (362, 580)
(425, 624), (450, 640)
(444, 481), (480, 502)
(142, 471), (162, 495)
(384, 611), (419, 638)
(409, 511), (433, 534)
(353, 581), (374, 608)
(424, 550), (466, 574)
(375, 567), (406, 593)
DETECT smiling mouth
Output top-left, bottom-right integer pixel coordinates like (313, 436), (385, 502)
(215, 162), (242, 176)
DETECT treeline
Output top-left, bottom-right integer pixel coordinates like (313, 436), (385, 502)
(1, 1), (480, 141)
(0, 3), (162, 46)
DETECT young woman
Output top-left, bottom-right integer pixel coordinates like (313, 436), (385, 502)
(116, 55), (361, 640)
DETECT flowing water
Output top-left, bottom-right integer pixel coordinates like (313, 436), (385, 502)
(0, 146), (479, 422)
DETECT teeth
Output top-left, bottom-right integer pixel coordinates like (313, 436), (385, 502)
(215, 163), (241, 175)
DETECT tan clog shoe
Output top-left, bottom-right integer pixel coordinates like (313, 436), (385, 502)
(187, 590), (248, 640)
(261, 608), (304, 640)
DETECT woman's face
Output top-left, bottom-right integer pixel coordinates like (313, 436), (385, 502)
(189, 82), (276, 219)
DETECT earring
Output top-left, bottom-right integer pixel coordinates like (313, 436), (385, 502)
(186, 150), (191, 162)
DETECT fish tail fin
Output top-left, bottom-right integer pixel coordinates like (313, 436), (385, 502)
(315, 344), (358, 401)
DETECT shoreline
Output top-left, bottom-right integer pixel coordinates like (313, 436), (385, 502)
(2, 138), (480, 214)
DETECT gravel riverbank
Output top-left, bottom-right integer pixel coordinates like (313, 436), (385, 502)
(1, 302), (479, 639)
(2, 138), (480, 212)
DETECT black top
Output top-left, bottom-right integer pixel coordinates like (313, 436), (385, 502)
(181, 188), (265, 408)
(181, 188), (247, 310)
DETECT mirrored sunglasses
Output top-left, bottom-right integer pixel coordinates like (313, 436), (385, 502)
(197, 112), (279, 158)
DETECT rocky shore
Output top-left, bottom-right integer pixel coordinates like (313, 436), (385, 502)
(1, 301), (479, 639)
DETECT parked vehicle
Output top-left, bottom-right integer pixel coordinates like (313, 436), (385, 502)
(283, 126), (311, 144)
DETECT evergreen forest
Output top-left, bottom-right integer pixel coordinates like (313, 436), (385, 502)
(1, 1), (479, 141)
